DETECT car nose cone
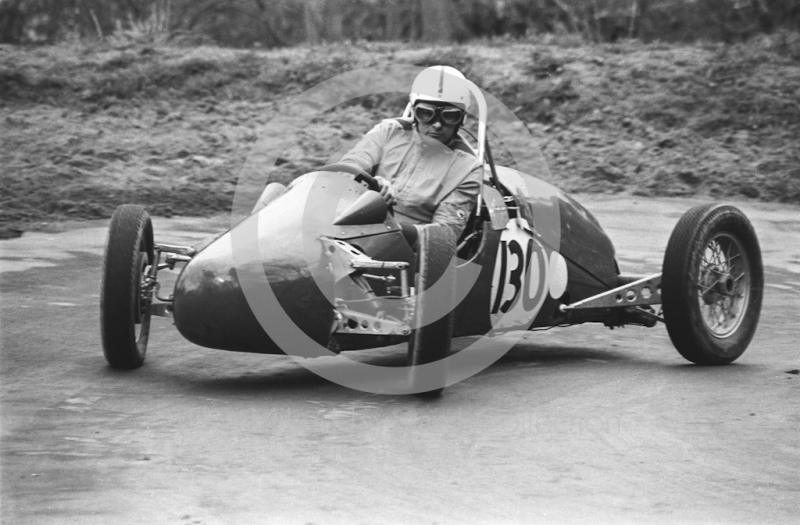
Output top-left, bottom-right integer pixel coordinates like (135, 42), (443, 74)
(172, 175), (338, 354)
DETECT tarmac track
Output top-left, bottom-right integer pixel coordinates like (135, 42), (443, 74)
(1, 196), (799, 525)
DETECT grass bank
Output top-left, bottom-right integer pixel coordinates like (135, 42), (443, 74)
(1, 38), (799, 238)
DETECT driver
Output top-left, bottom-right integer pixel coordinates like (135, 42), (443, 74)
(337, 66), (482, 248)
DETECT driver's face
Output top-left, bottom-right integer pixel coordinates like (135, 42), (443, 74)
(416, 108), (458, 144)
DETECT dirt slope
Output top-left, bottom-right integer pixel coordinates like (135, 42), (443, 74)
(1, 39), (799, 238)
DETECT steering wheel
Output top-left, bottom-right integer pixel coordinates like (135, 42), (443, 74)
(318, 163), (381, 192)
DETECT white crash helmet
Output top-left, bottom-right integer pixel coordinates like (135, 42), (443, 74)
(409, 65), (471, 111)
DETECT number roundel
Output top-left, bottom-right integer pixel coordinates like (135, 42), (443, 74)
(490, 220), (550, 329)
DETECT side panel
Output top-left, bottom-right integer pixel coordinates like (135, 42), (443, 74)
(487, 167), (620, 330)
(556, 192), (618, 291)
(495, 167), (618, 293)
(529, 258), (614, 328)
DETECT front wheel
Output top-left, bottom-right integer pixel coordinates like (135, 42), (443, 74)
(662, 204), (763, 365)
(100, 205), (155, 369)
(408, 225), (457, 396)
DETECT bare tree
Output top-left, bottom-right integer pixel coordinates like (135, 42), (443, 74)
(326, 0), (345, 41)
(302, 0), (345, 43)
(0, 0), (25, 43)
(303, 0), (323, 43)
(420, 0), (454, 42)
(385, 0), (402, 39)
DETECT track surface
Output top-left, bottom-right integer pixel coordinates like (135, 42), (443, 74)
(2, 196), (799, 524)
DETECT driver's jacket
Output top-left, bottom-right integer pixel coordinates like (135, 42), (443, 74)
(337, 117), (482, 239)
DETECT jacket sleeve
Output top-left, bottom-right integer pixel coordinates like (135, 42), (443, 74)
(337, 120), (393, 174)
(428, 160), (483, 240)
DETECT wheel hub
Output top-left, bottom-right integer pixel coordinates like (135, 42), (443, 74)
(697, 233), (750, 338)
(710, 272), (736, 296)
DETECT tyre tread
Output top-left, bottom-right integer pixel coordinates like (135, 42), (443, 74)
(662, 204), (763, 365)
(408, 225), (457, 395)
(100, 205), (153, 369)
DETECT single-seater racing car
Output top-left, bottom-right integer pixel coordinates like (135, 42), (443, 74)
(99, 84), (763, 395)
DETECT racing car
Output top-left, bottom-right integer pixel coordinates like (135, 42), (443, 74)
(100, 86), (763, 395)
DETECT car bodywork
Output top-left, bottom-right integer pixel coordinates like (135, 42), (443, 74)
(108, 78), (759, 377)
(163, 161), (659, 355)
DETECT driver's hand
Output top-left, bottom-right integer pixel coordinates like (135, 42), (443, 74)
(374, 176), (395, 207)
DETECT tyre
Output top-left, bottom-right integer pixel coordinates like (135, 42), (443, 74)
(662, 204), (763, 365)
(100, 205), (155, 369)
(408, 225), (457, 396)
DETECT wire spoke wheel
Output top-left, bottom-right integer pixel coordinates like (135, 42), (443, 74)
(696, 233), (750, 338)
(662, 204), (763, 365)
(133, 252), (154, 351)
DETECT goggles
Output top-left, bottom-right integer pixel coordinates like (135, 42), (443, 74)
(413, 103), (465, 126)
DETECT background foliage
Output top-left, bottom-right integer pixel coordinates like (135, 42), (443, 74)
(1, 0), (799, 47)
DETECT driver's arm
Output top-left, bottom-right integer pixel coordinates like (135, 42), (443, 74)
(429, 163), (482, 240)
(338, 120), (398, 204)
(337, 120), (392, 176)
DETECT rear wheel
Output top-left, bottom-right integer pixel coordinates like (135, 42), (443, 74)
(100, 205), (155, 369)
(662, 204), (763, 365)
(408, 225), (457, 396)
